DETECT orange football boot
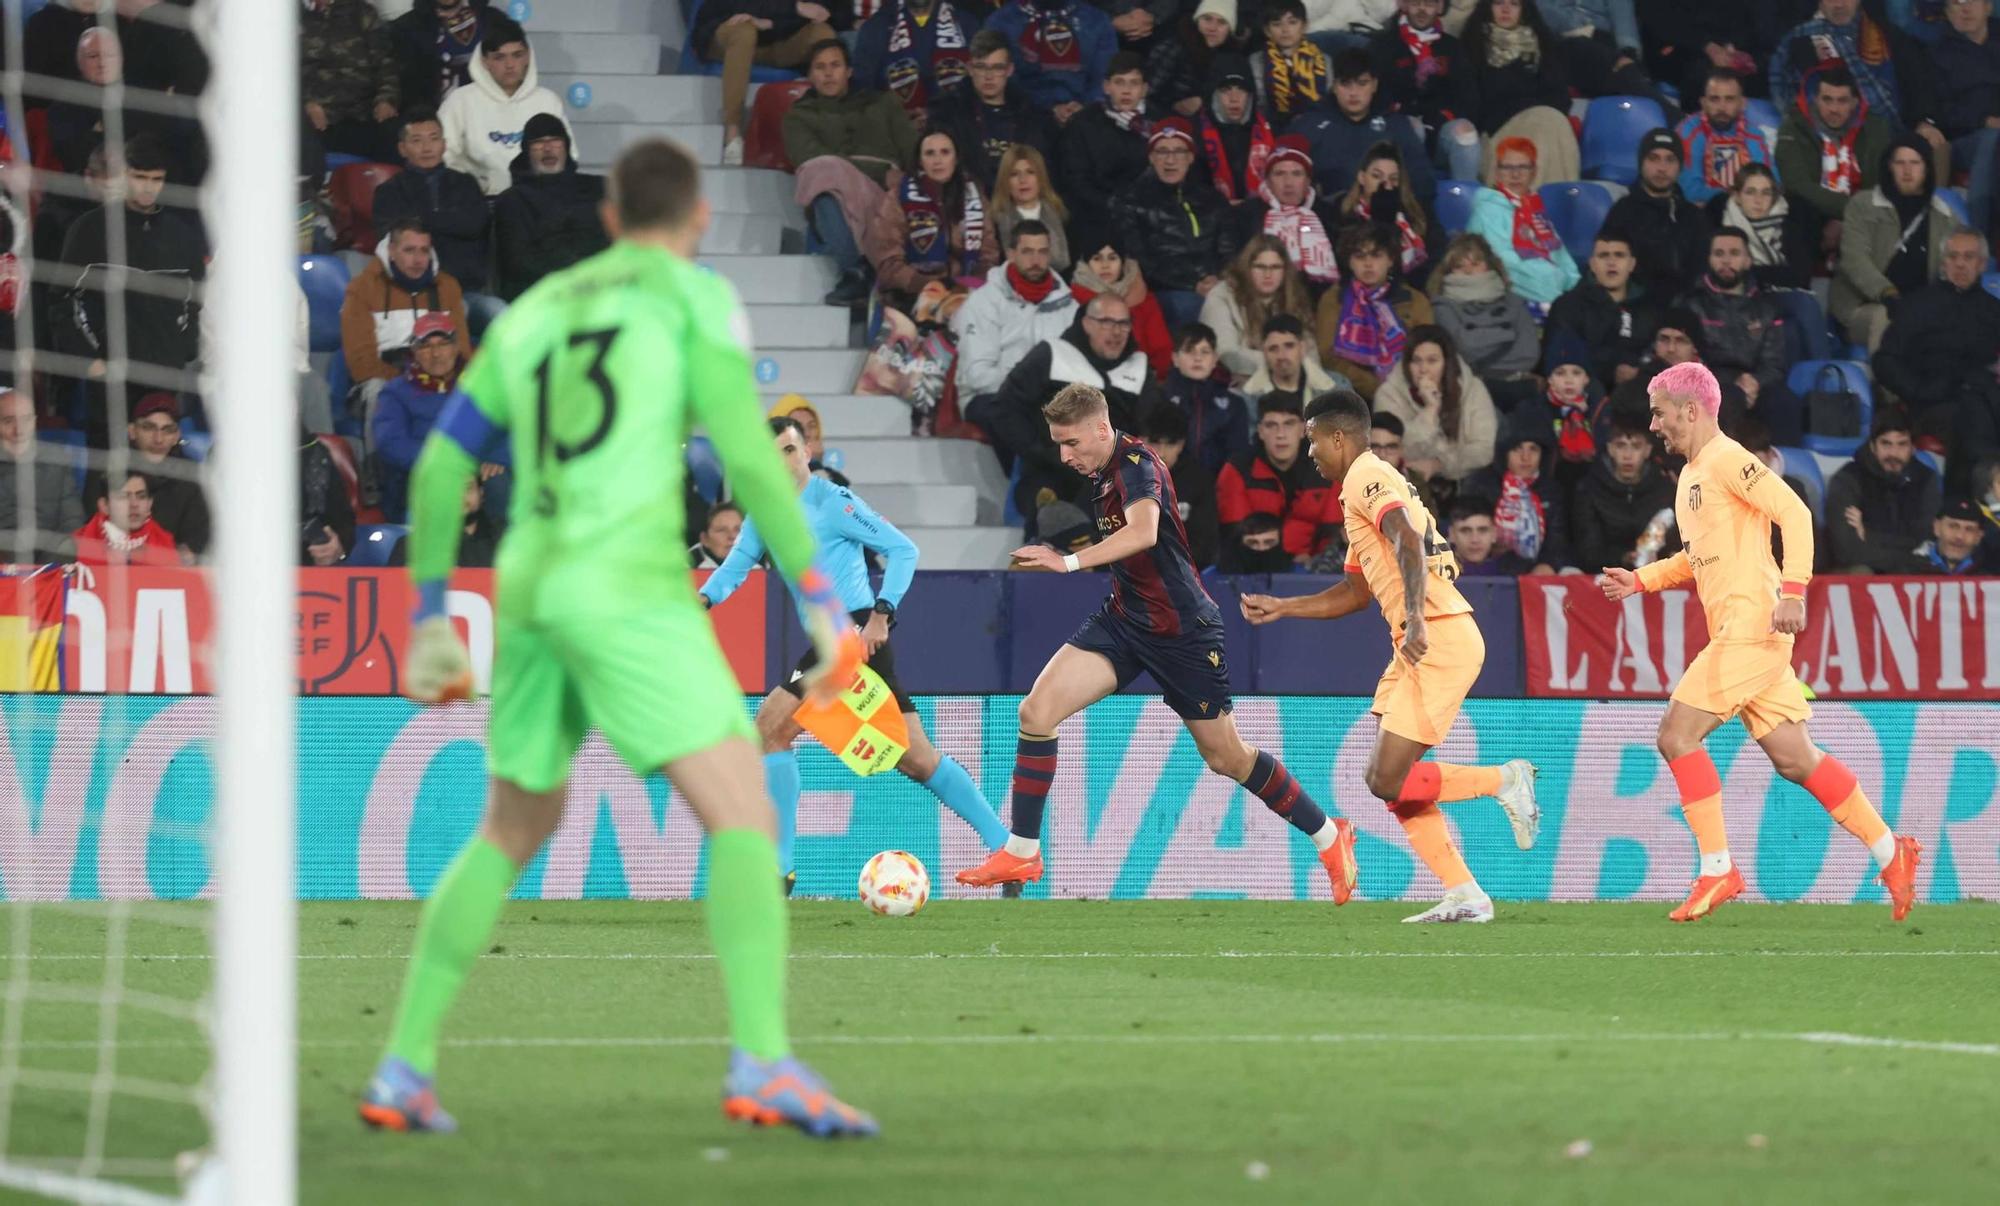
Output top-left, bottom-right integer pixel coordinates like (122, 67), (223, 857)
(955, 848), (1044, 887)
(1879, 835), (1922, 922)
(1320, 819), (1358, 905)
(1669, 865), (1745, 922)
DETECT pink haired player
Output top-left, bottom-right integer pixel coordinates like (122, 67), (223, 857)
(1596, 362), (1921, 922)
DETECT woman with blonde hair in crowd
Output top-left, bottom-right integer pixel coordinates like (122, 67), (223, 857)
(1371, 323), (1499, 484)
(1337, 140), (1439, 279)
(989, 144), (1072, 273)
(1200, 235), (1322, 382)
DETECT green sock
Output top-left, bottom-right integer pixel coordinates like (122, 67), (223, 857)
(383, 837), (517, 1077)
(704, 828), (791, 1061)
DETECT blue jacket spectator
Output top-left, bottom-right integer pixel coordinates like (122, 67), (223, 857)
(854, 0), (984, 125)
(986, 0), (1116, 110)
(372, 313), (485, 521)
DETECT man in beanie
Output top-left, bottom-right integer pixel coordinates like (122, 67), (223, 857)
(1601, 127), (1713, 304)
(1191, 54), (1273, 204)
(1289, 47), (1435, 204)
(493, 112), (609, 300)
(1910, 497), (1995, 575)
(1230, 135), (1342, 289)
(1111, 116), (1237, 328)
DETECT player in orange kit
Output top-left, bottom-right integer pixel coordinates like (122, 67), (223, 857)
(1240, 390), (1540, 923)
(1597, 362), (1922, 922)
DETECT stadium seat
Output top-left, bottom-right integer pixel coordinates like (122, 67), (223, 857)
(1745, 98), (1781, 145)
(1433, 180), (1479, 236)
(745, 80), (810, 171)
(296, 255), (352, 355)
(323, 151), (373, 172)
(1582, 97), (1668, 186)
(686, 435), (724, 504)
(1937, 188), (1971, 228)
(1985, 271), (2000, 301)
(348, 524), (408, 568)
(1539, 182), (1618, 262)
(1777, 446), (1826, 521)
(678, 0), (802, 82)
(1787, 360), (1874, 457)
(329, 162), (402, 252)
(180, 432), (213, 463)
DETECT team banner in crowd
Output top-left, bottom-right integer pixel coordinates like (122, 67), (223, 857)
(54, 568), (766, 695)
(1520, 575), (2000, 700)
(1, 696), (1993, 905)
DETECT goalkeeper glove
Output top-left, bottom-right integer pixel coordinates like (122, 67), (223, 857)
(795, 566), (863, 702)
(406, 582), (472, 704)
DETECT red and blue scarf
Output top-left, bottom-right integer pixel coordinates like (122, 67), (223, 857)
(899, 173), (985, 273)
(1333, 280), (1407, 376)
(883, 3), (972, 115)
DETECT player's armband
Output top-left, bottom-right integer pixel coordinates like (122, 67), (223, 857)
(434, 390), (505, 461)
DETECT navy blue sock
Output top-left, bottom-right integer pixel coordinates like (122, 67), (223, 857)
(1009, 733), (1058, 840)
(1243, 749), (1329, 836)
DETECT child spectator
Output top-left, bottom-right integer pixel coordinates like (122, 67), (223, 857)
(1161, 322), (1253, 476)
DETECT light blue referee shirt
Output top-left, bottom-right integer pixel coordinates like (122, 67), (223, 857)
(699, 476), (918, 617)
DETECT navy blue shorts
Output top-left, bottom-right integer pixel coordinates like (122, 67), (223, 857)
(1066, 607), (1233, 721)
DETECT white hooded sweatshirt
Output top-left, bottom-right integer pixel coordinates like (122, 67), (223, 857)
(439, 40), (575, 195)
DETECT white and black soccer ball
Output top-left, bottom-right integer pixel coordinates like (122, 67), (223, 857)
(858, 851), (930, 917)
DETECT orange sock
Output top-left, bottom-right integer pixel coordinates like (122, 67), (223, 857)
(1802, 755), (1891, 848)
(1398, 805), (1474, 891)
(1436, 763), (1503, 802)
(1668, 751), (1730, 858)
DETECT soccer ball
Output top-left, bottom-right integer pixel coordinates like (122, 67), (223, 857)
(858, 851), (930, 916)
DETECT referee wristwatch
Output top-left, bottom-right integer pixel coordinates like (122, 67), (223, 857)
(871, 599), (896, 618)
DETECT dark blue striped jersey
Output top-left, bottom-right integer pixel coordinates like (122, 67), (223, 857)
(1092, 433), (1220, 636)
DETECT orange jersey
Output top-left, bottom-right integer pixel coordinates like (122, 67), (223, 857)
(1636, 434), (1814, 645)
(1341, 451), (1473, 634)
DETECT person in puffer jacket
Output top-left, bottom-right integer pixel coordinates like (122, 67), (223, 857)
(493, 113), (609, 300)
(1426, 232), (1540, 406)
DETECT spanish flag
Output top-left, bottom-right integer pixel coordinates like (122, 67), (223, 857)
(0, 567), (67, 691)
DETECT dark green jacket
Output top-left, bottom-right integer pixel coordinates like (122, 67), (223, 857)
(782, 89), (918, 187)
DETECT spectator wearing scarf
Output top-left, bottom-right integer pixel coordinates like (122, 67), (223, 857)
(390, 0), (490, 113)
(372, 312), (472, 521)
(1053, 51), (1156, 218)
(1069, 219), (1177, 381)
(986, 0), (1116, 109)
(1335, 141), (1436, 280)
(1319, 221), (1434, 400)
(863, 128), (998, 305)
(1715, 163), (1817, 292)
(1251, 0), (1330, 122)
(1196, 56), (1275, 203)
(1770, 1), (1920, 131)
(1465, 136), (1580, 306)
(1235, 136), (1341, 289)
(855, 0), (980, 123)
(1460, 406), (1570, 571)
(1774, 61), (1892, 228)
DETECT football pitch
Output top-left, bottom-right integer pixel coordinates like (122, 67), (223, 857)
(8, 900), (2000, 1206)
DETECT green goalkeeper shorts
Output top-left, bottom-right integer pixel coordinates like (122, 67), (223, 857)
(486, 604), (755, 793)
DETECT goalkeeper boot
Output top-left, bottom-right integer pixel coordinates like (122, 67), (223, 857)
(721, 1050), (879, 1139)
(954, 848), (1043, 887)
(1878, 836), (1922, 922)
(1669, 866), (1745, 923)
(358, 1056), (458, 1134)
(1319, 818), (1359, 905)
(1496, 759), (1541, 850)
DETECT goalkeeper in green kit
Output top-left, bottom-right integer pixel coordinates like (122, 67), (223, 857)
(358, 139), (877, 1139)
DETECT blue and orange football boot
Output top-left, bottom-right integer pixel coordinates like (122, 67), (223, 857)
(721, 1050), (878, 1139)
(358, 1056), (457, 1134)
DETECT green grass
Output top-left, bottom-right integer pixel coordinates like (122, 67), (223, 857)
(5, 899), (2000, 1206)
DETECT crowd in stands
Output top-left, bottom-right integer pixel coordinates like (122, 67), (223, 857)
(751, 0), (2000, 576)
(5, 0), (2000, 580)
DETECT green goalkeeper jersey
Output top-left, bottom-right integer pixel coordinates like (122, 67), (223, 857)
(427, 240), (814, 619)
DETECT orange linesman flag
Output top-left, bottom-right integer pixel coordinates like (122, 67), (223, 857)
(0, 567), (68, 691)
(791, 663), (909, 776)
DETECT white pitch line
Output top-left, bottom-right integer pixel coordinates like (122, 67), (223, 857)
(8, 949), (2000, 962)
(6, 1031), (1995, 1057)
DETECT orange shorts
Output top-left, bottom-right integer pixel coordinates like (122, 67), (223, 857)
(1371, 613), (1485, 747)
(1670, 640), (1812, 740)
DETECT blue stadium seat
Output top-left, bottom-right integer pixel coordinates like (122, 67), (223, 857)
(1777, 446), (1826, 521)
(1582, 97), (1668, 187)
(1787, 360), (1874, 457)
(1433, 179), (1479, 235)
(1539, 182), (1618, 262)
(686, 435), (724, 504)
(1913, 449), (1941, 475)
(1985, 271), (2000, 301)
(1937, 188), (1972, 228)
(323, 151), (373, 172)
(1003, 459), (1024, 529)
(348, 524), (408, 568)
(678, 0), (802, 82)
(1745, 98), (1781, 143)
(296, 255), (351, 355)
(180, 432), (213, 463)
